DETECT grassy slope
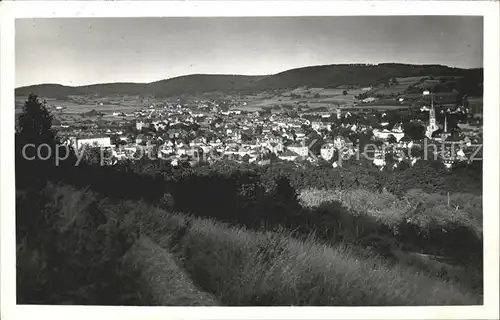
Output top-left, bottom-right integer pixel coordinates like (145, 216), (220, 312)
(118, 195), (482, 306)
(123, 236), (219, 306)
(17, 183), (482, 306)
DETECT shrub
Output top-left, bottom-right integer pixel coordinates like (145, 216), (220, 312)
(16, 183), (143, 305)
(298, 188), (483, 265)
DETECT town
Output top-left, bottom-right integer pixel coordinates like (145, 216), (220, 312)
(51, 89), (483, 170)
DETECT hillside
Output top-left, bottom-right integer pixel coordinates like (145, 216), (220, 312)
(17, 182), (482, 306)
(15, 63), (483, 99)
(15, 75), (263, 99)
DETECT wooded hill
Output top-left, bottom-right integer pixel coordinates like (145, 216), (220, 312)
(16, 63), (483, 99)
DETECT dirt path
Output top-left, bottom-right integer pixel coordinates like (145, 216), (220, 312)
(123, 236), (219, 306)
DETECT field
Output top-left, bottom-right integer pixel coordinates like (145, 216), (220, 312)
(15, 95), (150, 128)
(16, 96), (144, 114)
(18, 87), (371, 115)
(17, 74), (445, 116)
(231, 87), (371, 112)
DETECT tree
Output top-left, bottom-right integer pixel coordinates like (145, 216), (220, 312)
(242, 154), (251, 163)
(272, 176), (301, 213)
(387, 134), (397, 144)
(241, 133), (252, 143)
(255, 125), (263, 135)
(18, 94), (56, 145)
(16, 94), (76, 186)
(148, 123), (157, 132)
(342, 90), (348, 95)
(403, 122), (425, 141)
(80, 144), (114, 166)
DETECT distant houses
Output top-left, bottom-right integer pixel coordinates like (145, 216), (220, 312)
(69, 136), (112, 150)
(42, 89), (481, 171)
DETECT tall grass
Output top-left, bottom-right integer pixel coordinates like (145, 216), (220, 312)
(114, 200), (482, 306)
(123, 237), (219, 306)
(17, 183), (483, 306)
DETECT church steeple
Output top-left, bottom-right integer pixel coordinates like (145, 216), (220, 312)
(425, 93), (438, 139)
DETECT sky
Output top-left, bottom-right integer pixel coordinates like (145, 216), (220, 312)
(15, 16), (483, 88)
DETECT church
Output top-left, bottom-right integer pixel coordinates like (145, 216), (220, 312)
(425, 95), (451, 141)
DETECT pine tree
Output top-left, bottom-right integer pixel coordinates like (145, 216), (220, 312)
(16, 94), (76, 185)
(18, 94), (55, 144)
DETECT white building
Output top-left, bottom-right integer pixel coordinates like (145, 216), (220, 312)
(372, 150), (387, 167)
(295, 132), (306, 140)
(311, 122), (324, 131)
(425, 94), (439, 139)
(136, 120), (146, 131)
(72, 136), (112, 150)
(287, 144), (309, 157)
(333, 136), (348, 150)
(373, 129), (405, 142)
(266, 142), (284, 154)
(362, 97), (377, 103)
(320, 143), (336, 161)
(279, 150), (300, 162)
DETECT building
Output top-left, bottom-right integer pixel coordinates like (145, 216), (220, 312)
(311, 122), (324, 131)
(152, 120), (168, 131)
(333, 136), (348, 150)
(373, 128), (405, 142)
(362, 97), (377, 103)
(320, 143), (336, 161)
(440, 116), (451, 141)
(135, 134), (145, 145)
(373, 150), (387, 167)
(71, 136), (112, 150)
(287, 144), (309, 157)
(279, 150), (300, 162)
(267, 142), (284, 154)
(425, 99), (439, 139)
(136, 120), (146, 131)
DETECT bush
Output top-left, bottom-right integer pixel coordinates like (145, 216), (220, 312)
(299, 188), (482, 266)
(16, 183), (143, 305)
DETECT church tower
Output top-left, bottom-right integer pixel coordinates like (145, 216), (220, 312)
(425, 94), (438, 139)
(440, 114), (451, 141)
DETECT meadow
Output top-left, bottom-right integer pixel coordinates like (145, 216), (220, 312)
(15, 96), (149, 116)
(17, 81), (411, 116)
(234, 87), (366, 111)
